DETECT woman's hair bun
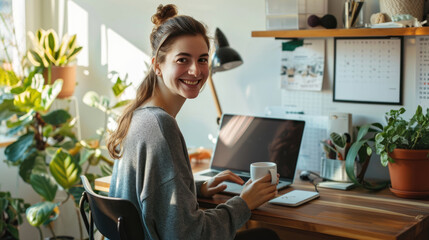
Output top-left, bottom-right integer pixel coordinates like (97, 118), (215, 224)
(151, 4), (178, 27)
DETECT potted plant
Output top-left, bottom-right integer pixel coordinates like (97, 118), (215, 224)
(0, 191), (30, 240)
(27, 29), (82, 99)
(375, 106), (429, 198)
(320, 130), (388, 189)
(344, 123), (389, 190)
(0, 67), (125, 239)
(0, 65), (80, 239)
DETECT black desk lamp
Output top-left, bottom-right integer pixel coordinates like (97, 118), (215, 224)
(208, 28), (243, 124)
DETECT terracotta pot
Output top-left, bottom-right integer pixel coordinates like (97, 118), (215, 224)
(43, 65), (76, 99)
(388, 149), (429, 199)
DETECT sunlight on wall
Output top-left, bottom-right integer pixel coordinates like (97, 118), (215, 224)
(105, 28), (151, 98)
(67, 1), (88, 67)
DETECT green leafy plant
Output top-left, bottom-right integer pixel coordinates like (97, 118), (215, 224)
(0, 65), (80, 239)
(375, 106), (429, 166)
(80, 72), (131, 168)
(27, 29), (82, 68)
(0, 67), (117, 239)
(320, 132), (349, 160)
(345, 123), (389, 190)
(0, 191), (30, 240)
(0, 11), (101, 240)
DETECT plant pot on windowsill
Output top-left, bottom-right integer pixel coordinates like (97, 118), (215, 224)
(388, 149), (429, 199)
(27, 28), (82, 99)
(43, 65), (76, 99)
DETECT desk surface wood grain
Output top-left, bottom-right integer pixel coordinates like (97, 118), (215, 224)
(198, 182), (429, 240)
(94, 160), (429, 240)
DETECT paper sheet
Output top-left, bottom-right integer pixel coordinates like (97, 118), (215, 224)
(281, 39), (325, 91)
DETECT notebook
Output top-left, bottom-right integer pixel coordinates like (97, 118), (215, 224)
(194, 114), (305, 195)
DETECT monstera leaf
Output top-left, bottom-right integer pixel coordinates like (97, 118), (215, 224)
(26, 202), (59, 227)
(49, 148), (81, 189)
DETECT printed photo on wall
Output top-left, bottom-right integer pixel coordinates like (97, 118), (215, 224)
(281, 39), (325, 91)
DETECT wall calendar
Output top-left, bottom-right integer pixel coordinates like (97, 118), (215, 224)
(333, 37), (403, 105)
(416, 36), (429, 109)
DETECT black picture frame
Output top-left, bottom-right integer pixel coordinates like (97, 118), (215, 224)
(333, 36), (403, 105)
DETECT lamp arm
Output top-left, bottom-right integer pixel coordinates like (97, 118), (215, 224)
(207, 74), (222, 121)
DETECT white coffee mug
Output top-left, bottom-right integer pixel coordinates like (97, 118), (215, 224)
(250, 162), (277, 185)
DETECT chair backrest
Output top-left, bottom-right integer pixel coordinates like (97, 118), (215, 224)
(79, 175), (145, 240)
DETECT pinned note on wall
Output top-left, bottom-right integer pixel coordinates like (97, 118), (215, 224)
(281, 39), (325, 91)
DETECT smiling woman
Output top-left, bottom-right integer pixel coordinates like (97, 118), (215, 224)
(155, 34), (209, 101)
(106, 4), (279, 240)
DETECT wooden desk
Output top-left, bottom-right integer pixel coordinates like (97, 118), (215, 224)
(94, 161), (429, 240)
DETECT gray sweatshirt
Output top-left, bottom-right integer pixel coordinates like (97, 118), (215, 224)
(109, 107), (251, 240)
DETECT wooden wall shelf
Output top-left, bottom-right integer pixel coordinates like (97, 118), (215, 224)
(251, 27), (429, 38)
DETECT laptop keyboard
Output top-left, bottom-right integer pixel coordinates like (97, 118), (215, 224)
(200, 172), (250, 182)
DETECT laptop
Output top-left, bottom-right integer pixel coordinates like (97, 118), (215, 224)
(194, 114), (305, 195)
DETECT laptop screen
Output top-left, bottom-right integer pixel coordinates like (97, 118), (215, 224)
(211, 114), (305, 181)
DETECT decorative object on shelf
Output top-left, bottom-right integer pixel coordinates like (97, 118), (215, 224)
(344, 0), (365, 29)
(307, 14), (337, 29)
(27, 29), (82, 98)
(209, 28), (242, 124)
(370, 13), (388, 24)
(375, 106), (429, 199)
(380, 0), (425, 21)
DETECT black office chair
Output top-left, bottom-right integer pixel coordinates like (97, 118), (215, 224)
(79, 175), (145, 240)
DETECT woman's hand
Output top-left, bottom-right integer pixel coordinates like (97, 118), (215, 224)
(200, 170), (245, 198)
(240, 173), (279, 210)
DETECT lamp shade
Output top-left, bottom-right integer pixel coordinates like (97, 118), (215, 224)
(211, 28), (243, 73)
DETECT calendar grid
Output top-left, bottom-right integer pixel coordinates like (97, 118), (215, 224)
(333, 37), (403, 105)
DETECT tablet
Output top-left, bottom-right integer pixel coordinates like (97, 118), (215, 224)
(269, 190), (319, 207)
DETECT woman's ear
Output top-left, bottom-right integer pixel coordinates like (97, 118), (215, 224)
(152, 57), (162, 76)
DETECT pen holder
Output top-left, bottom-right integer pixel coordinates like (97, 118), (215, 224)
(320, 156), (358, 182)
